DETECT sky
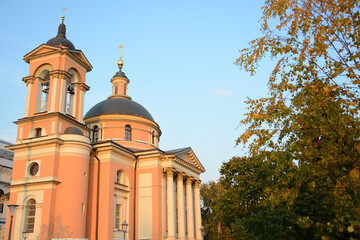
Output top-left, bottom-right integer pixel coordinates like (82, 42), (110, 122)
(0, 0), (275, 182)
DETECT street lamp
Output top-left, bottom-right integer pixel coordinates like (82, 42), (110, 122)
(22, 229), (30, 240)
(121, 220), (128, 240)
(7, 204), (18, 240)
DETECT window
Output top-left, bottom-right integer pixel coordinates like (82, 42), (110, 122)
(38, 73), (50, 113)
(151, 131), (155, 145)
(35, 128), (42, 137)
(26, 199), (36, 233)
(29, 162), (39, 176)
(115, 204), (122, 230)
(66, 83), (75, 115)
(116, 170), (122, 184)
(93, 126), (99, 142)
(114, 84), (118, 95)
(125, 125), (131, 141)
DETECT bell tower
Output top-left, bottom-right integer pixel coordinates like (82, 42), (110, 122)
(6, 12), (93, 240)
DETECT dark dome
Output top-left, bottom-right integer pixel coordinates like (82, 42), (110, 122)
(46, 23), (75, 50)
(113, 69), (128, 79)
(64, 127), (84, 135)
(84, 98), (155, 121)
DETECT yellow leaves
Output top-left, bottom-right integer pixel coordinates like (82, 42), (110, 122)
(334, 181), (346, 196)
(350, 168), (360, 183)
(347, 225), (355, 233)
(244, 130), (251, 138)
(308, 181), (316, 190)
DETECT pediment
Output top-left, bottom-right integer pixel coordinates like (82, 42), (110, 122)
(24, 44), (92, 72)
(24, 44), (61, 62)
(165, 147), (205, 173)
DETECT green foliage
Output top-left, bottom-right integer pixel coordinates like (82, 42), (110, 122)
(201, 0), (360, 239)
(200, 181), (232, 240)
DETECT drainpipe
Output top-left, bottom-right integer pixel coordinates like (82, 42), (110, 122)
(133, 156), (138, 240)
(93, 147), (101, 240)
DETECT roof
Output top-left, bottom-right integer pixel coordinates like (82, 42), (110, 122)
(46, 22), (75, 50)
(64, 127), (84, 135)
(84, 98), (155, 122)
(164, 147), (191, 154)
(113, 69), (128, 79)
(0, 148), (13, 161)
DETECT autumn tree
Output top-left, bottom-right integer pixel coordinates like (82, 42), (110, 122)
(219, 0), (360, 239)
(200, 181), (232, 240)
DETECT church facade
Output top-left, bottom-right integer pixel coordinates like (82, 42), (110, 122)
(4, 17), (204, 240)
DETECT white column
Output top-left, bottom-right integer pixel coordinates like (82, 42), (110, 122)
(177, 172), (186, 240)
(162, 171), (167, 238)
(78, 86), (85, 123)
(166, 168), (176, 240)
(186, 177), (195, 240)
(50, 76), (58, 112)
(58, 76), (68, 113)
(24, 79), (34, 117)
(194, 180), (203, 240)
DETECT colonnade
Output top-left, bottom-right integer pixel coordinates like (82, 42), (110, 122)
(164, 168), (202, 240)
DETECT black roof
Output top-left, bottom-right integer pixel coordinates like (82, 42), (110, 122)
(84, 98), (155, 122)
(46, 22), (75, 50)
(64, 127), (84, 135)
(113, 69), (128, 79)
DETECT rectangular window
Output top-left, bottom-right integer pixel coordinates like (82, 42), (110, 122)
(115, 204), (122, 230)
(27, 200), (36, 233)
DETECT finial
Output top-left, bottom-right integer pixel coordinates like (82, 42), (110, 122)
(117, 44), (124, 69)
(62, 8), (66, 23)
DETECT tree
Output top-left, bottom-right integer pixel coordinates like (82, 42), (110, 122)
(219, 0), (360, 239)
(200, 181), (232, 240)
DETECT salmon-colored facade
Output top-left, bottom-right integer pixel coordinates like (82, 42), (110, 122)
(5, 18), (204, 240)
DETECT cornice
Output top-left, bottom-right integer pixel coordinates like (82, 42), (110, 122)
(8, 137), (64, 150)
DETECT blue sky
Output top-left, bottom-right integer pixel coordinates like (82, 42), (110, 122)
(0, 0), (274, 182)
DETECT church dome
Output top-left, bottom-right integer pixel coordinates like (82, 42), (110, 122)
(46, 22), (75, 50)
(64, 127), (84, 135)
(84, 98), (155, 122)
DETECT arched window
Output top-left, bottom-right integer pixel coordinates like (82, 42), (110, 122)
(26, 199), (36, 233)
(124, 85), (127, 95)
(35, 128), (42, 137)
(125, 125), (131, 141)
(37, 73), (50, 113)
(115, 170), (122, 184)
(93, 126), (99, 142)
(66, 82), (75, 115)
(151, 131), (155, 145)
(114, 84), (118, 95)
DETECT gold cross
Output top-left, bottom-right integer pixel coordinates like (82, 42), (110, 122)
(119, 44), (124, 59)
(62, 8), (66, 22)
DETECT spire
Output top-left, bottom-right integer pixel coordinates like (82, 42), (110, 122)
(62, 8), (66, 23)
(109, 45), (131, 100)
(45, 8), (75, 50)
(58, 8), (66, 38)
(117, 44), (124, 69)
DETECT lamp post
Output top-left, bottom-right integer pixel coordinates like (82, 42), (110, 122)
(22, 230), (30, 240)
(7, 204), (18, 240)
(121, 220), (128, 240)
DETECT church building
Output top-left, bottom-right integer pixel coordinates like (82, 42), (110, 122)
(4, 15), (204, 240)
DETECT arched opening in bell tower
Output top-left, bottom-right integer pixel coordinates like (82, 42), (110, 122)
(36, 70), (50, 113)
